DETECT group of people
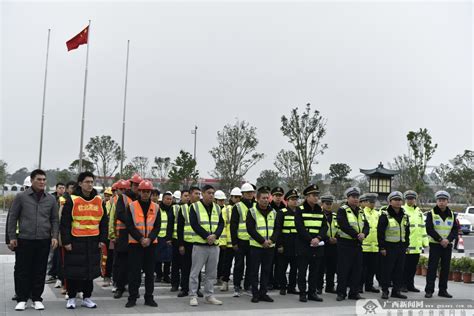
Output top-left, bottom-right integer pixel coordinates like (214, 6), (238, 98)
(6, 169), (459, 311)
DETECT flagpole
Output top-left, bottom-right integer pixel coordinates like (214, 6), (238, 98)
(38, 28), (51, 169)
(120, 40), (130, 176)
(78, 20), (91, 173)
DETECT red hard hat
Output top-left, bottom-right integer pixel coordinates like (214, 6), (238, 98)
(111, 182), (118, 190)
(138, 180), (153, 191)
(130, 173), (143, 184)
(117, 179), (129, 190)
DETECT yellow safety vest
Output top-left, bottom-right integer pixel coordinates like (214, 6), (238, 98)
(235, 201), (255, 241)
(158, 207), (169, 238)
(171, 204), (180, 239)
(299, 205), (324, 235)
(181, 204), (195, 243)
(362, 207), (379, 252)
(428, 209), (454, 243)
(281, 208), (297, 234)
(325, 212), (339, 238)
(338, 205), (365, 240)
(404, 204), (428, 254)
(219, 204), (233, 247)
(383, 210), (408, 243)
(249, 207), (276, 248)
(191, 201), (221, 245)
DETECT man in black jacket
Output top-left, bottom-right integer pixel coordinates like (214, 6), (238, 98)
(155, 191), (173, 283)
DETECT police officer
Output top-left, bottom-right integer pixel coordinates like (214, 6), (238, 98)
(124, 180), (161, 308)
(295, 184), (327, 303)
(246, 186), (283, 303)
(377, 191), (410, 299)
(277, 189), (299, 296)
(402, 190), (428, 293)
(269, 186), (285, 291)
(425, 191), (458, 298)
(360, 193), (381, 293)
(316, 194), (338, 294)
(336, 187), (369, 301)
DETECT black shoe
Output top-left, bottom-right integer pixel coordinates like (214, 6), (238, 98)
(144, 299), (158, 307)
(391, 291), (407, 299)
(325, 287), (337, 294)
(154, 276), (162, 283)
(267, 284), (274, 291)
(336, 295), (345, 301)
(197, 290), (203, 298)
(170, 286), (179, 292)
(359, 289), (364, 294)
(348, 294), (364, 300)
(177, 291), (188, 297)
(114, 290), (124, 299)
(125, 300), (136, 308)
(287, 288), (300, 295)
(381, 291), (389, 299)
(162, 277), (171, 284)
(308, 293), (323, 302)
(299, 294), (308, 302)
(425, 292), (433, 298)
(259, 294), (274, 302)
(316, 289), (322, 295)
(280, 289), (286, 295)
(365, 286), (380, 293)
(251, 296), (259, 303)
(400, 286), (408, 293)
(11, 294), (17, 301)
(438, 291), (453, 298)
(407, 287), (420, 293)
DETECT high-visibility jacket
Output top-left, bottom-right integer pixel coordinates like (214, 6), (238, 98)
(158, 207), (169, 238)
(325, 212), (339, 238)
(191, 201), (221, 245)
(235, 201), (254, 241)
(404, 204), (428, 254)
(116, 194), (131, 232)
(249, 207), (276, 248)
(181, 204), (195, 243)
(107, 195), (118, 240)
(128, 200), (159, 244)
(71, 195), (104, 237)
(428, 209), (454, 243)
(362, 206), (379, 252)
(338, 205), (365, 240)
(105, 199), (114, 216)
(219, 204), (233, 248)
(59, 196), (67, 206)
(299, 205), (324, 235)
(171, 204), (180, 239)
(383, 210), (409, 243)
(281, 208), (297, 234)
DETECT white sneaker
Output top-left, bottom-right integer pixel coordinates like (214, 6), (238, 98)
(66, 298), (76, 309)
(78, 292), (83, 299)
(244, 289), (252, 296)
(64, 294), (69, 300)
(189, 297), (198, 306)
(233, 289), (241, 297)
(31, 301), (45, 310)
(15, 301), (27, 311)
(220, 281), (228, 292)
(205, 296), (223, 305)
(111, 286), (117, 293)
(54, 279), (62, 288)
(82, 297), (97, 308)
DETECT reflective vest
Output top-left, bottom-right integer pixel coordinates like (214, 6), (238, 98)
(383, 210), (408, 243)
(338, 205), (365, 240)
(362, 207), (379, 252)
(299, 205), (324, 235)
(428, 209), (454, 243)
(404, 204), (428, 254)
(191, 201), (221, 245)
(71, 195), (104, 237)
(325, 212), (339, 238)
(158, 207), (169, 238)
(105, 199), (114, 216)
(249, 207), (276, 248)
(219, 204), (233, 247)
(128, 200), (159, 244)
(116, 194), (131, 232)
(181, 204), (195, 243)
(236, 201), (255, 241)
(59, 196), (67, 206)
(172, 204), (180, 239)
(281, 208), (297, 234)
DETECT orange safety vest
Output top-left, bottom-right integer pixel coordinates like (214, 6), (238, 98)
(71, 195), (104, 237)
(116, 194), (131, 232)
(128, 200), (159, 244)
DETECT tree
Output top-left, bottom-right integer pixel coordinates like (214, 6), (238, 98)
(0, 160), (7, 185)
(446, 150), (474, 203)
(432, 163), (451, 188)
(120, 163), (138, 180)
(69, 158), (95, 175)
(152, 157), (171, 180)
(210, 120), (264, 191)
(280, 103), (328, 189)
(130, 156), (150, 178)
(328, 163), (352, 199)
(406, 128), (437, 193)
(389, 155), (416, 192)
(9, 167), (29, 184)
(168, 150), (199, 191)
(256, 170), (281, 189)
(85, 135), (123, 184)
(274, 150), (300, 189)
(56, 169), (73, 184)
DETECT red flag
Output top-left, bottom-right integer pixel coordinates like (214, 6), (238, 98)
(66, 26), (89, 51)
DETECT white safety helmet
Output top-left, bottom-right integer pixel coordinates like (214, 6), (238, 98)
(230, 187), (242, 197)
(214, 190), (226, 200)
(23, 176), (32, 187)
(240, 183), (254, 193)
(173, 190), (181, 200)
(158, 194), (163, 202)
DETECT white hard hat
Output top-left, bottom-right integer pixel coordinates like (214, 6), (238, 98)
(240, 183), (254, 193)
(230, 187), (242, 197)
(158, 194), (163, 202)
(23, 176), (32, 187)
(173, 190), (181, 199)
(214, 190), (226, 200)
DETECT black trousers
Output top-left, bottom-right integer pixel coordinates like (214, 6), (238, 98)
(155, 262), (170, 280)
(403, 253), (420, 289)
(16, 239), (50, 302)
(249, 247), (274, 297)
(222, 247), (234, 282)
(233, 240), (251, 290)
(128, 244), (156, 300)
(381, 244), (406, 292)
(48, 247), (61, 277)
(425, 244), (452, 293)
(277, 255), (297, 290)
(67, 279), (93, 298)
(180, 242), (193, 292)
(316, 244), (337, 290)
(114, 250), (128, 291)
(297, 254), (321, 294)
(270, 250), (282, 288)
(217, 247), (226, 280)
(336, 243), (362, 297)
(104, 242), (113, 278)
(171, 239), (181, 288)
(361, 252), (379, 290)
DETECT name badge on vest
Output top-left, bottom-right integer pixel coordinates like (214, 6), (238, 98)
(435, 221), (441, 225)
(447, 221), (452, 226)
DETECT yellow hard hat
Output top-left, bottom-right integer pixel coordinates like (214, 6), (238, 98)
(104, 187), (113, 195)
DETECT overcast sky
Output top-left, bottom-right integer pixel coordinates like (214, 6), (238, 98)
(1, 1), (472, 183)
